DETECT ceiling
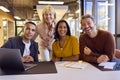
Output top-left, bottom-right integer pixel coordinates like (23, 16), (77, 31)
(0, 0), (79, 20)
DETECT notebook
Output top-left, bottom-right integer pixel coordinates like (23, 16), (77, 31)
(91, 62), (120, 71)
(113, 62), (120, 70)
(0, 48), (37, 71)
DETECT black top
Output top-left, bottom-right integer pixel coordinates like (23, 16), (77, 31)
(1, 36), (39, 62)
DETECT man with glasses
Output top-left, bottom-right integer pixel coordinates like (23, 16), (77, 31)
(1, 22), (39, 62)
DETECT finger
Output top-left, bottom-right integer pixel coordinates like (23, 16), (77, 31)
(103, 55), (109, 60)
(29, 56), (34, 61)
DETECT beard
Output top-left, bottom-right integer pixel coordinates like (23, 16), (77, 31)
(84, 26), (97, 38)
(83, 26), (92, 32)
(84, 26), (96, 35)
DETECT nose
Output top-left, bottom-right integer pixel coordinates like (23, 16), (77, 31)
(85, 24), (89, 27)
(60, 27), (64, 30)
(29, 29), (33, 33)
(46, 14), (51, 17)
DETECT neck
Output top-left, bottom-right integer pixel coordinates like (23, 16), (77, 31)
(89, 30), (98, 38)
(46, 22), (52, 26)
(60, 36), (66, 41)
(59, 36), (67, 48)
(22, 36), (30, 43)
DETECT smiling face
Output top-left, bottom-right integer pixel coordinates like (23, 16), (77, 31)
(42, 5), (56, 25)
(43, 11), (54, 24)
(81, 17), (96, 35)
(22, 23), (36, 42)
(57, 22), (68, 38)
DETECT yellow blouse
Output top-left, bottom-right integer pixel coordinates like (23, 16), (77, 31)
(52, 35), (80, 58)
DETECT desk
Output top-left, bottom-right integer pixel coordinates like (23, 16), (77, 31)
(0, 62), (120, 80)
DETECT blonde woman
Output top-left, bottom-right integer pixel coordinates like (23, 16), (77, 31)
(33, 5), (56, 61)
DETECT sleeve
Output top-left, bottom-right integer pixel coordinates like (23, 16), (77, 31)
(1, 38), (13, 48)
(52, 42), (56, 57)
(33, 42), (39, 62)
(103, 32), (115, 61)
(72, 36), (80, 55)
(79, 34), (98, 63)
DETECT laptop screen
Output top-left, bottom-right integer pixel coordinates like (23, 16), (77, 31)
(0, 48), (25, 71)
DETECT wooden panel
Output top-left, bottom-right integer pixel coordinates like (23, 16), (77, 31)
(0, 10), (14, 46)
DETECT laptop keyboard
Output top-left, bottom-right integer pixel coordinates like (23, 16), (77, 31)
(24, 63), (37, 70)
(24, 65), (31, 69)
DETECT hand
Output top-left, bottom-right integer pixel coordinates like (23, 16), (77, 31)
(22, 55), (34, 62)
(84, 46), (92, 55)
(51, 57), (60, 62)
(97, 55), (110, 63)
(40, 40), (49, 47)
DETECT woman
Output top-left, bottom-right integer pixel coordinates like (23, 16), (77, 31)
(52, 20), (80, 62)
(33, 5), (56, 61)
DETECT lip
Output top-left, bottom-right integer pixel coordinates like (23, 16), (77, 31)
(26, 34), (33, 37)
(84, 27), (91, 31)
(59, 32), (65, 35)
(60, 30), (66, 33)
(59, 31), (66, 35)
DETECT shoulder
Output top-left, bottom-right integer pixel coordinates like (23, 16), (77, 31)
(65, 36), (78, 44)
(36, 22), (44, 29)
(69, 35), (78, 40)
(53, 39), (58, 46)
(37, 22), (45, 27)
(1, 36), (22, 48)
(79, 33), (87, 39)
(98, 30), (113, 37)
(31, 40), (38, 46)
(31, 39), (38, 44)
(8, 36), (22, 42)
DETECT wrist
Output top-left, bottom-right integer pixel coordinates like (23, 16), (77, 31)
(60, 57), (63, 61)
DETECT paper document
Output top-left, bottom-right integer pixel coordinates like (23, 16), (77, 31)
(98, 62), (116, 69)
(59, 61), (87, 69)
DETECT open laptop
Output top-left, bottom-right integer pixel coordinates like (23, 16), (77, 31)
(0, 48), (37, 71)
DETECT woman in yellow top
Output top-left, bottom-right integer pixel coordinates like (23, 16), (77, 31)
(52, 20), (80, 62)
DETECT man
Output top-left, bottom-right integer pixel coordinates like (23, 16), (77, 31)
(1, 22), (39, 62)
(79, 14), (115, 63)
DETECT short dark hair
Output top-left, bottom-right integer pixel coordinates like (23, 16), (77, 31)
(54, 20), (71, 39)
(25, 22), (36, 26)
(81, 14), (95, 23)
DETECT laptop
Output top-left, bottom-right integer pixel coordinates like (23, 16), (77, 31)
(0, 48), (37, 71)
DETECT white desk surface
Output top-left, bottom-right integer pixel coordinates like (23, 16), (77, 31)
(0, 61), (120, 80)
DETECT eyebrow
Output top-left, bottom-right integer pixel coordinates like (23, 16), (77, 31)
(26, 27), (36, 31)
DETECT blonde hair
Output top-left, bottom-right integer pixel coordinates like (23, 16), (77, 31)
(42, 5), (56, 23)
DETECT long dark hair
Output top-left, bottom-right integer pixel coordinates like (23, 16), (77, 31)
(54, 20), (71, 39)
